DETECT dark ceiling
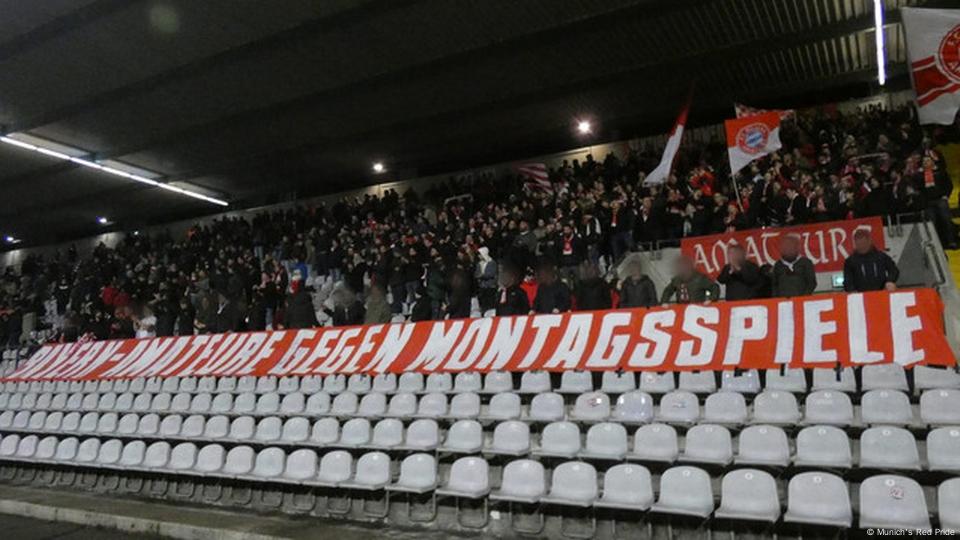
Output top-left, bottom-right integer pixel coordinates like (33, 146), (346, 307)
(0, 0), (946, 246)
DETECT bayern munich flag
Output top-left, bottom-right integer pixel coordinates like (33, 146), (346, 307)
(902, 8), (960, 125)
(725, 111), (782, 176)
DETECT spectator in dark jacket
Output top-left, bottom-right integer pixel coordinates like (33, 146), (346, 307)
(618, 260), (657, 308)
(771, 235), (817, 297)
(843, 229), (899, 292)
(324, 288), (365, 326)
(409, 285), (433, 322)
(556, 224), (586, 284)
(717, 245), (763, 300)
(575, 262), (612, 311)
(284, 287), (318, 329)
(213, 291), (243, 333)
(496, 265), (530, 316)
(661, 256), (719, 304)
(532, 263), (572, 314)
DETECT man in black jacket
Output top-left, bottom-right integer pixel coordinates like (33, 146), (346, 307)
(843, 229), (899, 292)
(771, 235), (817, 297)
(717, 245), (763, 300)
(618, 260), (657, 308)
(496, 264), (530, 316)
(284, 286), (318, 329)
(532, 263), (571, 314)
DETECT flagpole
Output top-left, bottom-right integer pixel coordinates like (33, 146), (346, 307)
(731, 172), (744, 212)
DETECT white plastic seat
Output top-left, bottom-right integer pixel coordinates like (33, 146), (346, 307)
(277, 376), (300, 395)
(54, 438), (79, 462)
(680, 424), (732, 465)
(341, 451), (391, 490)
(534, 421), (581, 458)
(280, 448), (316, 482)
(518, 371), (551, 394)
(331, 392), (359, 416)
(75, 438), (101, 464)
(751, 390), (801, 425)
(482, 371), (513, 394)
(569, 392), (610, 422)
(783, 472), (852, 527)
(15, 435), (38, 460)
(387, 453), (437, 494)
(34, 436), (58, 462)
(794, 425), (852, 468)
(541, 461), (598, 507)
(526, 392), (565, 422)
(679, 371), (716, 393)
(611, 391), (654, 424)
(278, 393), (305, 415)
(43, 412), (64, 433)
(482, 392), (521, 421)
(372, 374), (397, 394)
(227, 416), (255, 441)
(0, 411), (13, 429)
(167, 442), (198, 472)
(811, 368), (856, 392)
(66, 393), (84, 410)
(655, 390), (699, 425)
(803, 391), (853, 426)
(210, 393), (233, 414)
(77, 412), (99, 433)
(300, 376), (323, 394)
(490, 459), (547, 503)
(143, 441), (171, 469)
(485, 421), (530, 455)
(861, 389), (913, 425)
(720, 369), (761, 393)
(305, 392), (331, 415)
(862, 364), (908, 392)
(61, 412), (82, 432)
(939, 478), (960, 531)
(715, 469), (780, 523)
(196, 377), (216, 393)
(735, 425), (790, 467)
(453, 372), (482, 393)
(158, 415), (182, 438)
(859, 475), (930, 530)
(194, 444), (226, 476)
(279, 417), (309, 443)
(703, 392), (747, 425)
(386, 393), (417, 418)
(338, 418), (371, 447)
(579, 422), (627, 460)
(425, 373), (453, 393)
(81, 393), (99, 410)
(323, 375), (346, 395)
(439, 420), (483, 454)
(913, 365), (960, 391)
(600, 371), (636, 393)
(255, 392), (281, 415)
(369, 419), (403, 449)
(356, 392), (388, 418)
(150, 392), (172, 412)
(415, 392), (447, 418)
(202, 416), (230, 440)
(179, 415), (205, 438)
(97, 393), (118, 411)
(161, 378), (180, 393)
(254, 417), (282, 442)
(248, 447), (284, 479)
(397, 373), (424, 393)
(170, 392), (191, 413)
(311, 418), (339, 446)
(630, 423), (678, 462)
(189, 393), (212, 413)
(96, 413), (119, 434)
(403, 419), (440, 450)
(347, 374), (372, 394)
(558, 371), (593, 394)
(650, 466), (714, 518)
(436, 456), (489, 498)
(129, 379), (147, 394)
(232, 393), (256, 415)
(310, 450), (352, 486)
(447, 392), (480, 419)
(135, 414), (160, 436)
(927, 427), (960, 472)
(132, 393), (152, 412)
(859, 427), (921, 470)
(235, 376), (255, 393)
(595, 463), (653, 510)
(222, 445), (255, 477)
(255, 377), (278, 394)
(28, 412), (46, 431)
(920, 389), (960, 425)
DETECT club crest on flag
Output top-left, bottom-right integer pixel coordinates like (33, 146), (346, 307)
(902, 8), (960, 124)
(938, 23), (960, 83)
(736, 122), (771, 155)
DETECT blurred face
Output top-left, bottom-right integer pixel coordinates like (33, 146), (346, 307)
(854, 234), (873, 254)
(674, 257), (694, 278)
(780, 236), (800, 259)
(728, 246), (746, 265)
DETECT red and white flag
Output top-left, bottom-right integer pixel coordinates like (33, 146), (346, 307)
(644, 99), (690, 185)
(734, 103), (795, 120)
(517, 163), (552, 193)
(725, 111), (782, 176)
(902, 8), (960, 125)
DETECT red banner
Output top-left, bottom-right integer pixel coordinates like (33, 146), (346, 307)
(2, 290), (953, 382)
(681, 217), (885, 278)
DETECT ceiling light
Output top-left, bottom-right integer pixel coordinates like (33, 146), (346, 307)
(577, 120), (592, 134)
(4, 236), (21, 245)
(874, 0), (886, 86)
(372, 162), (385, 173)
(0, 134), (229, 206)
(97, 216), (109, 225)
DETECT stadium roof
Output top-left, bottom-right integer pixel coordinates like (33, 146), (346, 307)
(0, 0), (948, 246)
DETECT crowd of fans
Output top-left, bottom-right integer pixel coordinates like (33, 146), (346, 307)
(0, 102), (954, 347)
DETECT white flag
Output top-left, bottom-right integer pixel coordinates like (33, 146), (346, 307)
(644, 99), (690, 185)
(902, 8), (960, 125)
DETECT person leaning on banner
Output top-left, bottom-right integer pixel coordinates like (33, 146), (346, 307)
(496, 263), (530, 316)
(532, 262), (572, 314)
(771, 235), (817, 297)
(843, 229), (899, 293)
(618, 260), (657, 308)
(717, 244), (762, 300)
(661, 256), (719, 304)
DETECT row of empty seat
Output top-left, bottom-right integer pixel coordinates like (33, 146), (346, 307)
(0, 433), (956, 531)
(5, 364), (959, 397)
(4, 415), (959, 473)
(3, 388), (958, 427)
